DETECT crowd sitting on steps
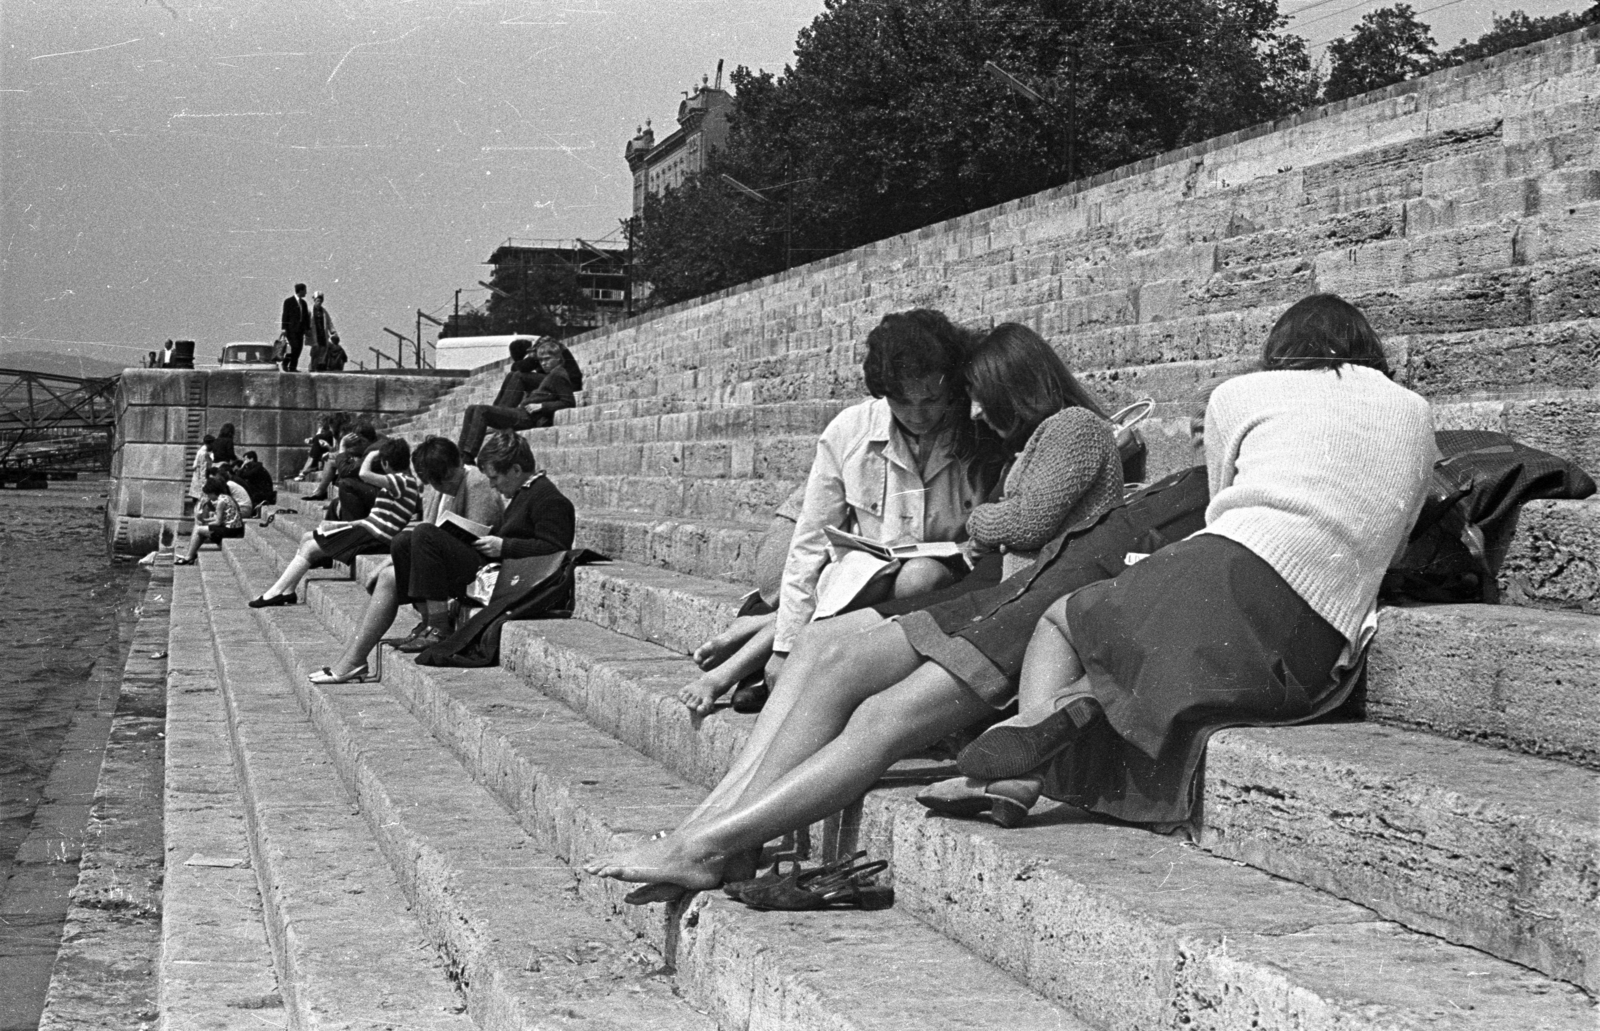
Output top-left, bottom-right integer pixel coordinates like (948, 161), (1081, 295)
(204, 292), (1593, 913)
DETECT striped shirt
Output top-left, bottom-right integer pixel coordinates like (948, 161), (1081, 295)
(356, 472), (421, 543)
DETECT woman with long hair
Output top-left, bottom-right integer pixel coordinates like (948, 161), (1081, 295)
(935, 293), (1436, 829)
(586, 321), (1124, 897)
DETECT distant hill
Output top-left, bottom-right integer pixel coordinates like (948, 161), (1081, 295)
(1, 351), (128, 380)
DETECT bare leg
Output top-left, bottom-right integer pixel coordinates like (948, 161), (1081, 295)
(263, 534), (324, 599)
(306, 456), (336, 498)
(1013, 595), (1089, 719)
(892, 556), (957, 597)
(670, 609), (918, 831)
(692, 613), (772, 669)
(679, 621), (775, 715)
(180, 526), (208, 563)
(588, 661), (987, 888)
(328, 566), (401, 676)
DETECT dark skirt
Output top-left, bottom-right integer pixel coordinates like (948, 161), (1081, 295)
(207, 524), (245, 540)
(894, 467), (1210, 704)
(1042, 533), (1351, 827)
(313, 524), (386, 565)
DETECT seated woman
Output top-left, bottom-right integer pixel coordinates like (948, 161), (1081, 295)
(305, 422), (374, 502)
(457, 338), (580, 462)
(375, 430), (575, 661)
(942, 294), (1436, 827)
(677, 323), (1117, 716)
(249, 437), (421, 608)
(175, 472), (246, 565)
(586, 293), (1434, 897)
(305, 437), (506, 684)
(586, 320), (1128, 896)
(765, 309), (997, 691)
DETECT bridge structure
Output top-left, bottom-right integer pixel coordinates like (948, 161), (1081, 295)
(0, 367), (120, 484)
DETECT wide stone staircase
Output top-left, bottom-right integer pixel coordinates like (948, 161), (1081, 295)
(154, 27), (1597, 1031)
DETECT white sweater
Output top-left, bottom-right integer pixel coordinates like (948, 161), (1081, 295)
(1201, 366), (1437, 642)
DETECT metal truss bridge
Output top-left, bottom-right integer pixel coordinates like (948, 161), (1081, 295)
(0, 368), (119, 482)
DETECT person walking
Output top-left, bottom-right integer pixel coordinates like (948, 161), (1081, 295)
(309, 291), (340, 372)
(280, 283), (310, 372)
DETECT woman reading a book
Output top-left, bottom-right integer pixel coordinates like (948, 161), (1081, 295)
(248, 437), (421, 609)
(588, 321), (1124, 899)
(762, 309), (995, 694)
(303, 437), (504, 684)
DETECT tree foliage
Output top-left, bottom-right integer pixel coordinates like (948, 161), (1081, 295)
(481, 257), (594, 337)
(636, 0), (1319, 306)
(1433, 4), (1600, 68)
(1323, 4), (1436, 102)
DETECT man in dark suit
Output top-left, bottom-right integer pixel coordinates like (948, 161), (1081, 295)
(280, 283), (310, 372)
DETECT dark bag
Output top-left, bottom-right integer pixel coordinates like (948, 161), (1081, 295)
(1382, 431), (1595, 603)
(415, 550), (605, 668)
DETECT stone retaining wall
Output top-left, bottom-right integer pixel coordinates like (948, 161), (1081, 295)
(109, 369), (462, 556)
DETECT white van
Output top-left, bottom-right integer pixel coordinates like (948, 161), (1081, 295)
(433, 334), (541, 371)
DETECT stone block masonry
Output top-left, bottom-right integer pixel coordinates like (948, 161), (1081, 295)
(109, 369), (463, 557)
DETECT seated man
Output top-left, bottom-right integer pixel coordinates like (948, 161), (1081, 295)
(306, 431), (571, 683)
(457, 338), (578, 462)
(233, 451), (278, 510)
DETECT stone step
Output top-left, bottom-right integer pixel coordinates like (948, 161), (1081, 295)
(209, 546), (723, 1031)
(218, 537), (1093, 1031)
(539, 434), (816, 482)
(574, 510), (769, 586)
(496, 614), (1599, 991)
(160, 572), (281, 1023)
(559, 476), (801, 524)
(1504, 497), (1600, 610)
(276, 552), (1597, 1029)
(184, 561), (476, 1028)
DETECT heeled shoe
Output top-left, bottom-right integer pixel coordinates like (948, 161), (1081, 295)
(956, 697), (1100, 780)
(307, 663), (369, 685)
(916, 775), (1042, 828)
(247, 592), (297, 608)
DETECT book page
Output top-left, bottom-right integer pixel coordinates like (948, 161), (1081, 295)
(813, 549), (898, 620)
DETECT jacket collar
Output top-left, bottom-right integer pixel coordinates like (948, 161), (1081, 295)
(869, 399), (957, 480)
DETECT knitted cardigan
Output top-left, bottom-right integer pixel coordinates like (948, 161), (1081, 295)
(967, 407), (1123, 555)
(1201, 365), (1436, 642)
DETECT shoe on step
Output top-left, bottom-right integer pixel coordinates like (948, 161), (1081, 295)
(248, 592), (297, 608)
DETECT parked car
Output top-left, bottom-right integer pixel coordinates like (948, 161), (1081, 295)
(218, 341), (277, 367)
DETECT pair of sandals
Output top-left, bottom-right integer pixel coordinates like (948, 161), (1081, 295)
(726, 851), (893, 911)
(622, 850), (893, 912)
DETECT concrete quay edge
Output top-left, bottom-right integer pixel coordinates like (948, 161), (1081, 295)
(222, 534), (1092, 1031)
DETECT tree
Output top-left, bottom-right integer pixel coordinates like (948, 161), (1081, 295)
(481, 255), (594, 337)
(1433, 4), (1600, 69)
(1324, 4), (1436, 103)
(636, 0), (1321, 307)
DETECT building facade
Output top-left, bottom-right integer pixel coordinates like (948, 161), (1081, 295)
(625, 70), (735, 217)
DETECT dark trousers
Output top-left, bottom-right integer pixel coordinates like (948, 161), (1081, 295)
(406, 523), (486, 601)
(333, 476), (379, 520)
(457, 404), (550, 459)
(281, 330), (306, 371)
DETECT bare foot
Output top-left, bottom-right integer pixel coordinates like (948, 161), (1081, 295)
(677, 674), (731, 716)
(583, 832), (724, 891)
(692, 630), (742, 670)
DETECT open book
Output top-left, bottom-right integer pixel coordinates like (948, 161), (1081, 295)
(812, 528), (968, 620)
(439, 511), (493, 547)
(822, 525), (965, 562)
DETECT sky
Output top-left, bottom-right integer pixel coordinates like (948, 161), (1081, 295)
(1, 0), (1587, 374)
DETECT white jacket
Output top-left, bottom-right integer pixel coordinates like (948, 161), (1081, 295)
(774, 398), (979, 651)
